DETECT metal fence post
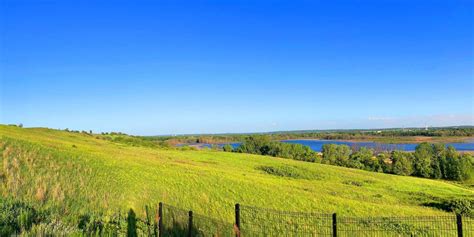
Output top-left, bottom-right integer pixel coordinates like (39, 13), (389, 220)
(332, 213), (337, 237)
(188, 211), (193, 237)
(235, 203), (241, 237)
(158, 202), (163, 237)
(456, 214), (463, 237)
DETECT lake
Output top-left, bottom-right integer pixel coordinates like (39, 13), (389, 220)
(197, 140), (474, 152)
(281, 140), (474, 152)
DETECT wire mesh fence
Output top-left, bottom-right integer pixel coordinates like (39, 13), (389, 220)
(238, 204), (333, 236)
(191, 212), (235, 237)
(100, 202), (470, 237)
(161, 203), (191, 236)
(465, 216), (474, 237)
(337, 215), (458, 237)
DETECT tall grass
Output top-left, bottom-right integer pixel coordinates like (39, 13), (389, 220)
(0, 125), (473, 235)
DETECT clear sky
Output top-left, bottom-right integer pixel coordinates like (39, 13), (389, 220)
(1, 0), (473, 135)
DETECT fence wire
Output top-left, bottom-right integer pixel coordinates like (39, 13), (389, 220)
(192, 212), (235, 237)
(161, 203), (190, 236)
(239, 205), (333, 237)
(465, 216), (474, 237)
(337, 215), (458, 237)
(70, 205), (472, 237)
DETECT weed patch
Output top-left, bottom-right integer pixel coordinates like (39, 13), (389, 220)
(342, 180), (364, 187)
(423, 198), (474, 216)
(256, 165), (320, 180)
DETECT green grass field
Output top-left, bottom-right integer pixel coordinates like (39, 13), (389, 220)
(0, 124), (472, 225)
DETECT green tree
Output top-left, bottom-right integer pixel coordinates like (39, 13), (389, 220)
(222, 144), (233, 152)
(444, 147), (474, 181)
(459, 154), (474, 181)
(321, 144), (337, 164)
(391, 151), (413, 176)
(335, 145), (351, 166)
(359, 148), (379, 171)
(431, 143), (446, 179)
(376, 153), (390, 173)
(413, 143), (433, 178)
(235, 136), (271, 155)
(348, 147), (373, 170)
(322, 144), (350, 165)
(443, 146), (462, 180)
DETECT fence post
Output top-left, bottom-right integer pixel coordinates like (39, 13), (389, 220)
(332, 213), (337, 237)
(158, 202), (163, 237)
(456, 214), (463, 237)
(188, 211), (193, 237)
(235, 203), (240, 237)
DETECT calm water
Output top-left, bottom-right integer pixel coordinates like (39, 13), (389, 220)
(281, 140), (474, 152)
(197, 140), (474, 152)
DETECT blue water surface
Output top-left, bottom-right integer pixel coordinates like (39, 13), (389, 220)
(197, 140), (474, 152)
(281, 140), (474, 152)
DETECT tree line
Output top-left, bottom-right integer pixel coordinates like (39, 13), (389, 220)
(228, 136), (473, 181)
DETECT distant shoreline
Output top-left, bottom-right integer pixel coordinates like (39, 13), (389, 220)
(177, 137), (474, 149)
(178, 136), (473, 145)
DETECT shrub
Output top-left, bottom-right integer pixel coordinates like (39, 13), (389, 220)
(0, 198), (41, 235)
(443, 199), (473, 216)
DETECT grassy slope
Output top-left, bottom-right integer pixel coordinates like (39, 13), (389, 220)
(0, 125), (472, 222)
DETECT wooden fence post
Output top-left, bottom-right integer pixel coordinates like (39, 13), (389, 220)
(332, 213), (337, 237)
(456, 214), (463, 237)
(188, 211), (193, 237)
(235, 203), (240, 237)
(158, 202), (163, 237)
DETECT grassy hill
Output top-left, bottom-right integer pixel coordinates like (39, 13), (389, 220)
(0, 124), (472, 224)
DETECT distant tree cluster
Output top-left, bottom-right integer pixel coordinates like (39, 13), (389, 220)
(7, 124), (23, 128)
(322, 143), (473, 181)
(271, 127), (474, 140)
(367, 128), (474, 137)
(98, 134), (169, 148)
(228, 136), (473, 182)
(234, 136), (318, 162)
(63, 128), (93, 135)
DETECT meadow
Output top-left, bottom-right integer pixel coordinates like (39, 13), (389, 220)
(0, 125), (473, 234)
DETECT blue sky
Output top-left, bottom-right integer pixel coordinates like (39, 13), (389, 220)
(1, 0), (473, 135)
